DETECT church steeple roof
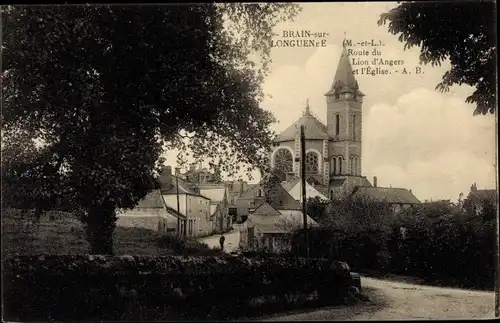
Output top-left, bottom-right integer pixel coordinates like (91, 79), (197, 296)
(325, 43), (363, 96)
(334, 46), (357, 87)
(303, 98), (311, 116)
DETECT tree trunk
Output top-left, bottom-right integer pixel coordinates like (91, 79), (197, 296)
(84, 203), (117, 255)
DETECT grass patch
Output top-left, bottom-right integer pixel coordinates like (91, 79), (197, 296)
(2, 209), (177, 256)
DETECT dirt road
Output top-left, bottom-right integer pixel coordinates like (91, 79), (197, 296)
(261, 276), (496, 321)
(198, 229), (241, 253)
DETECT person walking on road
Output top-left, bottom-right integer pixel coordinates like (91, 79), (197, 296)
(219, 234), (226, 252)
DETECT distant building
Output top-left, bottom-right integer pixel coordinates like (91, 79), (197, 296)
(158, 166), (214, 237)
(183, 163), (222, 184)
(238, 181), (318, 253)
(116, 189), (186, 234)
(349, 185), (421, 213)
(463, 183), (497, 216)
(199, 183), (232, 233)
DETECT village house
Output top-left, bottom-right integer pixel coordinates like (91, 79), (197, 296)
(116, 189), (186, 234)
(158, 166), (214, 238)
(226, 180), (259, 223)
(462, 183), (497, 216)
(348, 182), (420, 214)
(199, 183), (232, 233)
(238, 182), (318, 253)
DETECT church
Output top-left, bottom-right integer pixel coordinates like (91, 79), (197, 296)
(268, 44), (373, 199)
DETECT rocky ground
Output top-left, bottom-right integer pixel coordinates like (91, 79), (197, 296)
(257, 276), (496, 321)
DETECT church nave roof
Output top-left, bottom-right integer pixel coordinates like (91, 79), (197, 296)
(276, 101), (329, 142)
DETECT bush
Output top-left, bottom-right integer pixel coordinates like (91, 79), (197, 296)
(3, 254), (353, 321)
(389, 205), (496, 289)
(292, 196), (496, 290)
(156, 235), (222, 256)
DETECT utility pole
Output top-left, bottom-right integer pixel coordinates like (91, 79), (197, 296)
(175, 167), (181, 237)
(300, 125), (309, 258)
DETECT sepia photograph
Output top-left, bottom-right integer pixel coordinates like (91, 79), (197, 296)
(1, 1), (498, 321)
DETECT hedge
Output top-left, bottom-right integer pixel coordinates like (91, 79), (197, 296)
(4, 254), (353, 321)
(292, 205), (496, 290)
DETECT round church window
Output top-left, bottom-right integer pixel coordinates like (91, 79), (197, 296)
(274, 149), (293, 173)
(305, 152), (319, 174)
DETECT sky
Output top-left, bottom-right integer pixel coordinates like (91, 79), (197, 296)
(164, 2), (497, 202)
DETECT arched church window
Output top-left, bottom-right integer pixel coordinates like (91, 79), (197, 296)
(305, 151), (319, 174)
(331, 156), (337, 175)
(335, 114), (340, 136)
(337, 156), (343, 175)
(352, 114), (356, 140)
(355, 157), (359, 175)
(274, 148), (293, 173)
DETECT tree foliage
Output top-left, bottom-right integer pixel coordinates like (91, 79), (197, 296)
(1, 4), (301, 254)
(293, 194), (496, 289)
(378, 1), (496, 115)
(306, 196), (329, 223)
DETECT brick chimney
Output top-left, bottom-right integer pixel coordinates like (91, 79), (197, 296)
(159, 166), (173, 192)
(373, 176), (377, 188)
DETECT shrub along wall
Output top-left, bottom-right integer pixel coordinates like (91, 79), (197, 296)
(4, 254), (353, 321)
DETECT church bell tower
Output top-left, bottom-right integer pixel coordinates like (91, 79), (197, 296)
(325, 45), (364, 180)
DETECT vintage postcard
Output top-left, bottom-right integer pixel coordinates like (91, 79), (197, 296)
(1, 1), (498, 321)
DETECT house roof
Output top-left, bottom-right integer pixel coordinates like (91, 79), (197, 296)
(135, 190), (165, 209)
(252, 200), (282, 216)
(239, 185), (263, 199)
(468, 189), (497, 203)
(248, 215), (287, 233)
(164, 206), (187, 220)
(248, 211), (317, 234)
(281, 178), (300, 192)
(279, 210), (319, 228)
(159, 172), (201, 196)
(200, 187), (226, 203)
(277, 114), (330, 142)
(350, 186), (421, 204)
(330, 178), (346, 189)
(282, 178), (329, 201)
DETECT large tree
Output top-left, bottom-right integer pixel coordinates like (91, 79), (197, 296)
(378, 1), (496, 115)
(1, 4), (300, 254)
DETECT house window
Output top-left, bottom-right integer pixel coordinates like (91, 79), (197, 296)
(274, 148), (293, 173)
(305, 151), (319, 174)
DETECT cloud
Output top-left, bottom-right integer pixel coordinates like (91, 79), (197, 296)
(259, 3), (496, 201)
(362, 87), (496, 201)
(163, 2), (497, 201)
(371, 151), (496, 201)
